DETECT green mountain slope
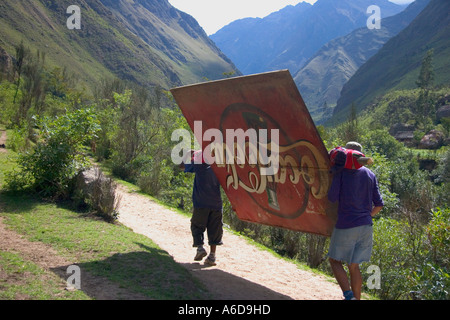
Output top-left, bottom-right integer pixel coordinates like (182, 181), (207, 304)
(0, 0), (239, 91)
(332, 0), (450, 123)
(294, 0), (429, 124)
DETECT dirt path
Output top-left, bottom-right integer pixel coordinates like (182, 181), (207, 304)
(116, 185), (342, 300)
(0, 130), (7, 153)
(0, 183), (342, 300)
(0, 128), (342, 300)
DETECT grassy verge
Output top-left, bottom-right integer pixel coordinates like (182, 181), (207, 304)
(0, 151), (208, 300)
(0, 250), (89, 300)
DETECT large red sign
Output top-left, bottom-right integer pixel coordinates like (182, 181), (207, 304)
(171, 70), (337, 236)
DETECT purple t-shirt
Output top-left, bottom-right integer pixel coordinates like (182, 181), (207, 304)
(328, 167), (384, 229)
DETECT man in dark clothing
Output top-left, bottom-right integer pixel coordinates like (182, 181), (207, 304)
(327, 142), (384, 300)
(181, 150), (223, 266)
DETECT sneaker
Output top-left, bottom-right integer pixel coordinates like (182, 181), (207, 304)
(204, 255), (217, 266)
(343, 290), (355, 300)
(194, 247), (207, 261)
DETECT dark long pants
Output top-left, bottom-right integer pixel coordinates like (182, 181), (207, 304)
(191, 208), (223, 247)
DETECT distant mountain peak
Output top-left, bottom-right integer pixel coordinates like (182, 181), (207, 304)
(294, 0), (429, 124)
(210, 0), (406, 76)
(332, 0), (450, 124)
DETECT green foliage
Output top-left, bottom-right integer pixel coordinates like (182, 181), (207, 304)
(427, 207), (450, 269)
(338, 103), (361, 143)
(416, 49), (435, 90)
(369, 218), (411, 299)
(361, 129), (406, 160)
(6, 126), (33, 153)
(0, 80), (18, 127)
(369, 213), (449, 300)
(390, 158), (436, 216)
(366, 152), (400, 217)
(360, 86), (449, 135)
(6, 108), (100, 198)
(432, 148), (450, 205)
(365, 89), (419, 128)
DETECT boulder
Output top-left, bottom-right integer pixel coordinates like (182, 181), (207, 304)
(419, 129), (445, 149)
(436, 105), (450, 120)
(74, 167), (120, 221)
(74, 167), (99, 201)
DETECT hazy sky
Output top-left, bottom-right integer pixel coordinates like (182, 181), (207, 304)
(168, 0), (416, 35)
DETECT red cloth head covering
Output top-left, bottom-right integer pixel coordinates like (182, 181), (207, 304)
(329, 146), (366, 170)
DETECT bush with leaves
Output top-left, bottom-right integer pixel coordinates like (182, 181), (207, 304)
(368, 218), (414, 299)
(390, 158), (437, 217)
(6, 108), (100, 198)
(360, 129), (406, 160)
(427, 208), (450, 269)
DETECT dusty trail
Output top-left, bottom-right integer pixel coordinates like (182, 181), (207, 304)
(116, 185), (342, 300)
(0, 128), (341, 300)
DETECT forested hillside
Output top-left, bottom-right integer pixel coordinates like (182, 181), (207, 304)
(0, 0), (239, 91)
(294, 0), (429, 124)
(333, 0), (450, 122)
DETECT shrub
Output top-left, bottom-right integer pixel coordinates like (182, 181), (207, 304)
(368, 210), (449, 300)
(369, 218), (411, 299)
(406, 207), (449, 300)
(7, 125), (32, 152)
(427, 208), (450, 269)
(361, 129), (406, 160)
(6, 108), (100, 198)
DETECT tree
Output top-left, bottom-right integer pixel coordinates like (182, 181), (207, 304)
(416, 49), (434, 90)
(18, 50), (47, 123)
(415, 50), (436, 127)
(340, 102), (361, 143)
(13, 42), (27, 104)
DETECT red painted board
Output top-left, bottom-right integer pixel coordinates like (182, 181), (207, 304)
(170, 70), (337, 236)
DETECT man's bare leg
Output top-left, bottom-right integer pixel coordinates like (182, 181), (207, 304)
(348, 263), (362, 300)
(329, 258), (351, 292)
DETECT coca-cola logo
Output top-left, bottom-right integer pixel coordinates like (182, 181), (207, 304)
(218, 103), (329, 219)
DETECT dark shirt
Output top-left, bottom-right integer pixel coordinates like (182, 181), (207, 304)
(184, 162), (222, 211)
(328, 167), (384, 229)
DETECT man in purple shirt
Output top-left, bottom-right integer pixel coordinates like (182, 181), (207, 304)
(327, 142), (384, 300)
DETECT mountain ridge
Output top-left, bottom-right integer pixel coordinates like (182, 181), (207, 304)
(294, 0), (430, 124)
(0, 0), (240, 91)
(331, 0), (450, 123)
(210, 0), (406, 76)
